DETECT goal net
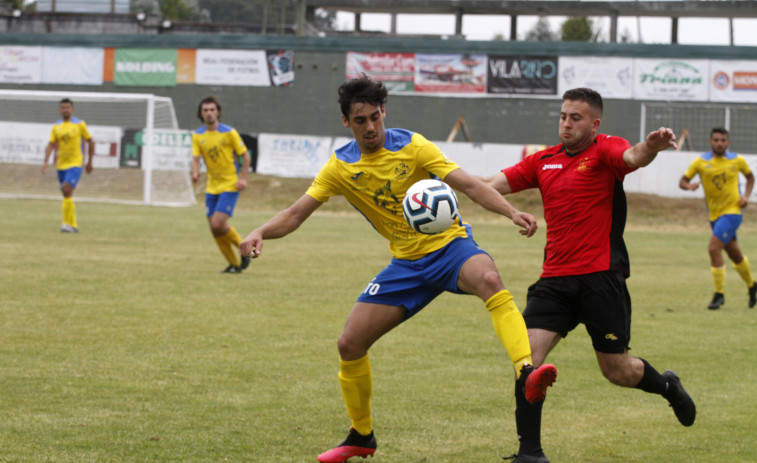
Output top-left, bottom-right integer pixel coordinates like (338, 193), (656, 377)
(0, 89), (196, 207)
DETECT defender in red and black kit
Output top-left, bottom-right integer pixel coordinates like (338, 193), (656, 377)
(485, 88), (696, 463)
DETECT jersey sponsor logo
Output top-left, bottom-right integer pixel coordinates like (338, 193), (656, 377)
(542, 163), (563, 170)
(350, 171), (364, 181)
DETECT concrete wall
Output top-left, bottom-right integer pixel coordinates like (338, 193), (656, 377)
(0, 33), (755, 149)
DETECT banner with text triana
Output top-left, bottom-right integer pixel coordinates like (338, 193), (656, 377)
(346, 52), (415, 92)
(487, 55), (558, 95)
(114, 48), (177, 87)
(42, 47), (104, 86)
(195, 49), (271, 86)
(256, 133), (339, 178)
(709, 60), (757, 103)
(0, 46), (42, 84)
(415, 53), (487, 93)
(558, 56), (633, 99)
(633, 59), (709, 101)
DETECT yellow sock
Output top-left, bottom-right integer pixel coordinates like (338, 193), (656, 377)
(711, 266), (726, 293)
(226, 226), (242, 248)
(214, 232), (240, 267)
(338, 354), (373, 436)
(486, 289), (532, 378)
(62, 197), (77, 228)
(733, 256), (755, 287)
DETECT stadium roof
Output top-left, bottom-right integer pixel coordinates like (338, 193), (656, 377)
(305, 1), (757, 43)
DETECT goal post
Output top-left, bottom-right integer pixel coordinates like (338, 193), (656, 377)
(0, 89), (196, 207)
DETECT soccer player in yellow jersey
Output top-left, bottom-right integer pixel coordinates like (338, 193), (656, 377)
(191, 96), (251, 274)
(680, 127), (756, 310)
(240, 76), (557, 462)
(42, 98), (94, 233)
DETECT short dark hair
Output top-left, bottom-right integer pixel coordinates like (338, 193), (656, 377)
(59, 98), (73, 106)
(711, 127), (729, 137)
(337, 75), (388, 119)
(562, 87), (603, 116)
(197, 95), (222, 122)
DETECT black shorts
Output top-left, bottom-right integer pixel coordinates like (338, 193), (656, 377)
(523, 270), (632, 354)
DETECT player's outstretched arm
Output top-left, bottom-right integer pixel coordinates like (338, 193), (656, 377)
(240, 194), (323, 258)
(446, 168), (537, 237)
(623, 127), (678, 168)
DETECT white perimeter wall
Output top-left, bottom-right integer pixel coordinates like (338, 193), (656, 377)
(257, 133), (757, 200)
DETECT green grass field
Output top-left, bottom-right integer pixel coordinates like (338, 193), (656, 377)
(1, 181), (756, 462)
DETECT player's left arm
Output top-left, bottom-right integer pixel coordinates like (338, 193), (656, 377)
(623, 127), (678, 168)
(233, 131), (250, 191)
(740, 171), (754, 208)
(85, 137), (95, 174)
(444, 168), (537, 237)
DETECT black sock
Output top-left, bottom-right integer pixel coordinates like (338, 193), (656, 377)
(514, 376), (545, 455)
(634, 358), (668, 395)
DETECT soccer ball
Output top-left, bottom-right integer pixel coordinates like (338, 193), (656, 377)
(402, 179), (460, 234)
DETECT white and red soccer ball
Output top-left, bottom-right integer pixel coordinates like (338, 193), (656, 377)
(402, 179), (460, 234)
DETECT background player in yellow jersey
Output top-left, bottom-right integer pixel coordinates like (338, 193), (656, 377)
(191, 95), (251, 274)
(680, 127), (756, 310)
(239, 76), (557, 463)
(42, 98), (94, 233)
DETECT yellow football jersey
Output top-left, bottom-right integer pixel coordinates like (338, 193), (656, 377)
(684, 151), (752, 221)
(306, 128), (468, 260)
(192, 123), (248, 195)
(48, 117), (91, 170)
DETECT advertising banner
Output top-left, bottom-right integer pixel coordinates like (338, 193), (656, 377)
(558, 56), (633, 99)
(415, 53), (486, 93)
(267, 50), (295, 87)
(256, 133), (337, 178)
(633, 59), (709, 101)
(42, 47), (104, 86)
(346, 52), (415, 92)
(120, 128), (192, 171)
(487, 55), (558, 95)
(709, 60), (757, 103)
(114, 48), (177, 87)
(0, 121), (120, 169)
(0, 46), (42, 84)
(195, 49), (271, 86)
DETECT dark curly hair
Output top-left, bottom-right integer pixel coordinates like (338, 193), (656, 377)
(337, 75), (388, 119)
(197, 95), (222, 122)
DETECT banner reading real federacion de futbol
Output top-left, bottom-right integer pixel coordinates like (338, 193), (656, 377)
(487, 55), (557, 95)
(415, 53), (486, 93)
(114, 48), (177, 87)
(195, 49), (271, 86)
(346, 52), (415, 92)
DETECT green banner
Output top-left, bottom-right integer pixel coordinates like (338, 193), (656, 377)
(114, 48), (177, 87)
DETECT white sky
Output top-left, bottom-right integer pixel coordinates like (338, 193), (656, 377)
(335, 12), (757, 46)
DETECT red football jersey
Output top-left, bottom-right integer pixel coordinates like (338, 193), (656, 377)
(504, 134), (636, 278)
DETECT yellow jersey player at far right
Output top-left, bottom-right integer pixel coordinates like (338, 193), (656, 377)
(42, 98), (95, 233)
(191, 95), (251, 274)
(680, 127), (756, 310)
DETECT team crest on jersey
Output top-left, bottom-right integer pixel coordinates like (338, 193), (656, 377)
(374, 180), (400, 215)
(576, 157), (594, 173)
(394, 162), (410, 180)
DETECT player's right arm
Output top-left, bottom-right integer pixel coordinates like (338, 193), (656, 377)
(679, 174), (699, 191)
(680, 160), (700, 191)
(480, 171), (514, 195)
(240, 194), (323, 258)
(42, 142), (55, 173)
